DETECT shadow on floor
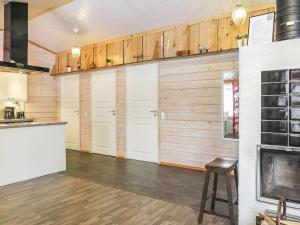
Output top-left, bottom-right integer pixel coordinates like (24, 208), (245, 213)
(66, 150), (237, 216)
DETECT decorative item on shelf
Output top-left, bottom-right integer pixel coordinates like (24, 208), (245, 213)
(243, 34), (248, 46)
(236, 35), (244, 48)
(90, 45), (96, 69)
(232, 3), (247, 26)
(66, 64), (71, 73)
(236, 34), (248, 48)
(160, 34), (164, 58)
(77, 61), (81, 71)
(71, 27), (81, 59)
(106, 57), (112, 66)
(176, 50), (190, 56)
(133, 54), (143, 61)
(152, 40), (160, 59)
(165, 39), (170, 57)
(198, 45), (208, 54)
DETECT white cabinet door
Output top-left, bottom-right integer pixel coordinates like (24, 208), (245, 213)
(6, 73), (27, 101)
(91, 70), (117, 156)
(60, 75), (80, 151)
(0, 73), (7, 101)
(127, 63), (159, 163)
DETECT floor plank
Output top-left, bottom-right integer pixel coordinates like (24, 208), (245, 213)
(0, 174), (228, 225)
(0, 150), (238, 224)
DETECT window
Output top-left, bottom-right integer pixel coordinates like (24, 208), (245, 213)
(223, 71), (239, 139)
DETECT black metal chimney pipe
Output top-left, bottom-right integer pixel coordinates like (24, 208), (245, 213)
(276, 0), (300, 41)
(3, 2), (28, 64)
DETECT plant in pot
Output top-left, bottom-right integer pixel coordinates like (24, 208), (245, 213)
(242, 34), (248, 46)
(236, 35), (243, 48)
(106, 58), (112, 66)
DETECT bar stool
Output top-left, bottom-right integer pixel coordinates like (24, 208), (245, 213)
(198, 158), (238, 225)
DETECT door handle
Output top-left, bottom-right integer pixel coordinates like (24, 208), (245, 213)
(150, 110), (157, 117)
(109, 110), (116, 116)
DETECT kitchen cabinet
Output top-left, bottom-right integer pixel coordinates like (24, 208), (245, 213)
(0, 73), (7, 101)
(0, 73), (27, 102)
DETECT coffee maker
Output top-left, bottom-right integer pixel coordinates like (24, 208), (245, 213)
(4, 107), (15, 119)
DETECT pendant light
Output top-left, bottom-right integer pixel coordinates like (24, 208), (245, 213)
(72, 28), (81, 59)
(232, 3), (247, 26)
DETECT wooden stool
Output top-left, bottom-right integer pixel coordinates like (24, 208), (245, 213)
(198, 158), (238, 225)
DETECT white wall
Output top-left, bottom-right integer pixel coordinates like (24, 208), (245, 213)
(239, 39), (300, 225)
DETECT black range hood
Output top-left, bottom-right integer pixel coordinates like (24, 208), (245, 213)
(2, 1), (49, 74)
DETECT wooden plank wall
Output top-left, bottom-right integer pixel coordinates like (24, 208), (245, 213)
(26, 74), (60, 122)
(80, 72), (92, 152)
(25, 43), (60, 122)
(158, 52), (239, 167)
(116, 68), (127, 158)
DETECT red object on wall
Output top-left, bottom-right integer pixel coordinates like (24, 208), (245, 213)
(232, 81), (239, 137)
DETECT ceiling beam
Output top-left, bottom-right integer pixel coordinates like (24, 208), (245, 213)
(28, 40), (57, 55)
(0, 28), (57, 55)
(28, 0), (74, 20)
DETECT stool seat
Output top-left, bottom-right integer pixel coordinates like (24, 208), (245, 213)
(206, 158), (238, 171)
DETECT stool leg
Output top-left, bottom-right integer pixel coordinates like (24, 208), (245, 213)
(211, 173), (218, 210)
(198, 171), (210, 224)
(234, 166), (239, 203)
(226, 173), (235, 225)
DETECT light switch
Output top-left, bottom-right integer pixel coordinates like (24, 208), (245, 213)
(161, 112), (165, 120)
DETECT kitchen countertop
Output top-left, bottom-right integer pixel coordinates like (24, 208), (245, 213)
(0, 121), (67, 129)
(0, 119), (34, 123)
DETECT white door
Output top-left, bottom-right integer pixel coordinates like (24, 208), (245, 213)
(127, 63), (159, 163)
(60, 75), (80, 151)
(91, 70), (116, 156)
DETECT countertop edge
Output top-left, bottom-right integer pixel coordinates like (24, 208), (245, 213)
(0, 122), (67, 129)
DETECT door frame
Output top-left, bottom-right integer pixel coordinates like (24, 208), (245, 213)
(91, 69), (117, 157)
(126, 63), (160, 163)
(60, 74), (80, 151)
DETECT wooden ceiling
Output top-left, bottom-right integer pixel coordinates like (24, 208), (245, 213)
(3, 0), (276, 53)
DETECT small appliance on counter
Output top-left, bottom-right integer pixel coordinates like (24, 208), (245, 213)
(4, 107), (15, 119)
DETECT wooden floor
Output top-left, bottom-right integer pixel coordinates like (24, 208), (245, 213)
(66, 150), (236, 211)
(0, 174), (229, 225)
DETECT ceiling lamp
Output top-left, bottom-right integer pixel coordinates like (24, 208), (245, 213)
(72, 46), (80, 59)
(232, 4), (247, 26)
(71, 28), (81, 59)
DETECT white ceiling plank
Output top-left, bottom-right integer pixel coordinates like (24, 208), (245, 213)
(27, 0), (275, 52)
